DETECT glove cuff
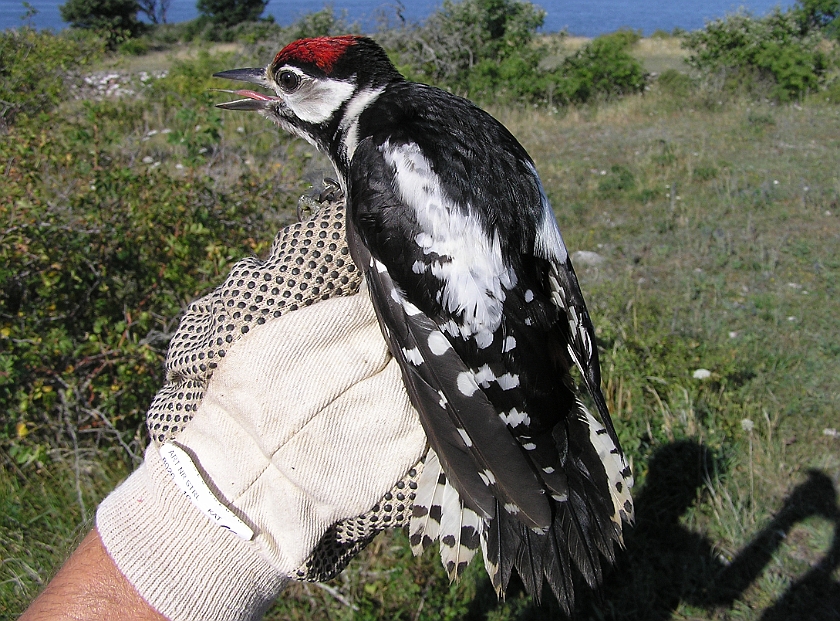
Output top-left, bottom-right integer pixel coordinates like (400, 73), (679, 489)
(96, 444), (288, 621)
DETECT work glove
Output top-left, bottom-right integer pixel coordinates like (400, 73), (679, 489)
(96, 198), (427, 621)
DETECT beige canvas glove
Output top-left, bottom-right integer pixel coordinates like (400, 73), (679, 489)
(96, 201), (427, 621)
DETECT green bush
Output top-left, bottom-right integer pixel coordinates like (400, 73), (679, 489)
(792, 0), (840, 35)
(394, 0), (546, 94)
(60, 0), (144, 44)
(118, 36), (148, 54)
(391, 0), (645, 106)
(683, 9), (829, 101)
(823, 78), (840, 101)
(657, 68), (696, 98)
(0, 28), (104, 126)
(556, 30), (647, 103)
(197, 0), (267, 27)
(288, 6), (358, 40)
(0, 39), (304, 463)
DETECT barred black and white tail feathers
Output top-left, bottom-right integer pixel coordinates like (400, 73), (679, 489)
(410, 399), (633, 615)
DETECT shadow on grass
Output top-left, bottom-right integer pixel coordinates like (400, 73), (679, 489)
(467, 440), (840, 620)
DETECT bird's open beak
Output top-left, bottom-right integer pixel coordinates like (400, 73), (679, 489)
(213, 68), (279, 111)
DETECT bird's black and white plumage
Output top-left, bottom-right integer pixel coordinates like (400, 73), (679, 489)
(215, 35), (633, 612)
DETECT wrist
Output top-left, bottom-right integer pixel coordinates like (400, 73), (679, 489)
(96, 445), (288, 621)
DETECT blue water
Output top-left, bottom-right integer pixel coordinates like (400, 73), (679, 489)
(2, 0), (794, 36)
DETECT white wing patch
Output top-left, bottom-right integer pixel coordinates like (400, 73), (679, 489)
(527, 162), (569, 264)
(382, 140), (517, 345)
(456, 372), (480, 397)
(499, 407), (531, 427)
(403, 347), (424, 366)
(502, 336), (517, 353)
(427, 331), (452, 355)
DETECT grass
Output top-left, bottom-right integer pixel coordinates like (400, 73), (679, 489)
(2, 38), (839, 620)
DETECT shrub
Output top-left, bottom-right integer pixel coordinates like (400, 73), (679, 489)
(118, 36), (148, 54)
(823, 78), (840, 101)
(60, 0), (143, 42)
(657, 68), (695, 98)
(197, 0), (267, 27)
(395, 0), (546, 92)
(556, 30), (647, 103)
(289, 6), (358, 40)
(792, 0), (840, 35)
(0, 44), (308, 465)
(0, 28), (104, 126)
(683, 9), (829, 101)
(391, 0), (645, 106)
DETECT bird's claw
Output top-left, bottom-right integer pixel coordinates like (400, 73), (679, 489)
(297, 178), (345, 221)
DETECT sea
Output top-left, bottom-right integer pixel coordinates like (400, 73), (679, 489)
(2, 0), (794, 36)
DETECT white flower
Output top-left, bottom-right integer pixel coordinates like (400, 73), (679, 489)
(693, 368), (711, 380)
(142, 156), (154, 164)
(728, 331), (738, 339)
(741, 419), (754, 432)
(824, 428), (838, 438)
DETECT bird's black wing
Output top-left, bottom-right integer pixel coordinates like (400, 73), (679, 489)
(345, 137), (552, 531)
(346, 117), (633, 613)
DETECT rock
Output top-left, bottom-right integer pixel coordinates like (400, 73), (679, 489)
(571, 250), (606, 267)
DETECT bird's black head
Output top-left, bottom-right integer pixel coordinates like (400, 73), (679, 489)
(213, 36), (403, 155)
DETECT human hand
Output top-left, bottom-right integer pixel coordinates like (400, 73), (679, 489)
(97, 201), (426, 621)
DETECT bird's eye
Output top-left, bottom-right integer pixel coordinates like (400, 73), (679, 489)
(277, 70), (301, 92)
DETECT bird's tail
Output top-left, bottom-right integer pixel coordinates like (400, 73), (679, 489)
(410, 400), (633, 614)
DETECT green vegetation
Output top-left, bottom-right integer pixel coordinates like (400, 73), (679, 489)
(59, 0), (144, 46)
(382, 0), (646, 104)
(683, 0), (840, 102)
(0, 27), (104, 125)
(2, 6), (840, 620)
(196, 0), (267, 27)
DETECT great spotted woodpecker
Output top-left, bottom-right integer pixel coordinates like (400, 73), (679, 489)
(215, 35), (633, 612)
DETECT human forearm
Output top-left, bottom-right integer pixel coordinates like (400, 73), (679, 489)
(19, 529), (168, 621)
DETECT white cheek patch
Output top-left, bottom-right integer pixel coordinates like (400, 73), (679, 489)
(382, 140), (516, 342)
(285, 76), (355, 125)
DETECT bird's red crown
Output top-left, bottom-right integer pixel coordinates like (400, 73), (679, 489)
(273, 35), (360, 73)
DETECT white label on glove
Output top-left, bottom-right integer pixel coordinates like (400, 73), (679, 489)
(160, 442), (254, 541)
